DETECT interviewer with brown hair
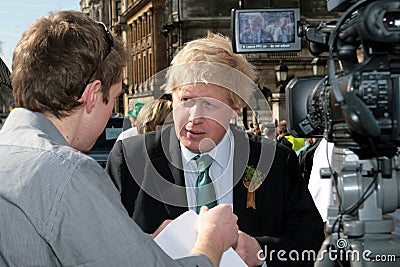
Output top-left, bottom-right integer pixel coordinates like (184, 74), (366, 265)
(0, 11), (238, 267)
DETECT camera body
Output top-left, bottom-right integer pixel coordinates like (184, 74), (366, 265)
(286, 0), (400, 159)
(286, 1), (400, 265)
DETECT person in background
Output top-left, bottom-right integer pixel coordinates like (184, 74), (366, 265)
(246, 121), (254, 133)
(263, 126), (276, 139)
(128, 100), (146, 126)
(276, 120), (305, 153)
(275, 120), (293, 149)
(258, 123), (265, 135)
(0, 11), (239, 267)
(117, 99), (145, 140)
(240, 13), (274, 44)
(106, 32), (324, 267)
(262, 121), (277, 139)
(252, 123), (262, 136)
(273, 16), (291, 42)
(298, 138), (322, 185)
(136, 98), (173, 134)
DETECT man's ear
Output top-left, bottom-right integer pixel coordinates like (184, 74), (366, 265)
(81, 81), (102, 113)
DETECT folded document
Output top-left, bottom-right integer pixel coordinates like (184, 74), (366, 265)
(154, 210), (246, 266)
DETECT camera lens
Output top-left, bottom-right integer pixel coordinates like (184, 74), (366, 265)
(383, 11), (400, 30)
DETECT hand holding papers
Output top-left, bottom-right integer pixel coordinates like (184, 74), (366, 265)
(154, 210), (247, 267)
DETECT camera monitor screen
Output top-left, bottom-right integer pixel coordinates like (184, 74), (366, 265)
(231, 8), (301, 53)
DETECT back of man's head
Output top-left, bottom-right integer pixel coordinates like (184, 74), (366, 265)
(277, 120), (287, 134)
(11, 10), (127, 118)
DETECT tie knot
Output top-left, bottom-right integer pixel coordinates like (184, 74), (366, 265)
(193, 154), (213, 171)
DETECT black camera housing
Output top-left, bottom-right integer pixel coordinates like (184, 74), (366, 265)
(286, 0), (400, 159)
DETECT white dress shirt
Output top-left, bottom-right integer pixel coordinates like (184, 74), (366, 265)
(117, 126), (138, 141)
(308, 138), (334, 222)
(181, 129), (234, 211)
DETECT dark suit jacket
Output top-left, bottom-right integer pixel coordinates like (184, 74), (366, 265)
(240, 29), (274, 44)
(106, 126), (324, 267)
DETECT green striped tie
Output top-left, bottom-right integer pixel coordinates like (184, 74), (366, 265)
(194, 154), (217, 214)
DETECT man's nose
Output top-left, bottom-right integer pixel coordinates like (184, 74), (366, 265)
(188, 103), (205, 124)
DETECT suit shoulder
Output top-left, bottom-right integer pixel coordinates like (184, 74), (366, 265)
(249, 133), (297, 161)
(275, 141), (295, 153)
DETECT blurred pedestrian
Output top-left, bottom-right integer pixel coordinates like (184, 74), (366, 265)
(117, 99), (145, 140)
(136, 98), (173, 134)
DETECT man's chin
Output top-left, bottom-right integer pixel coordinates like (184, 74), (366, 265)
(180, 139), (201, 153)
(182, 139), (217, 154)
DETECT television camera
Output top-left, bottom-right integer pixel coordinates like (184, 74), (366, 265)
(286, 0), (400, 266)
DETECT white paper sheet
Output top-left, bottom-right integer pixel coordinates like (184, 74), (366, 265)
(154, 210), (247, 266)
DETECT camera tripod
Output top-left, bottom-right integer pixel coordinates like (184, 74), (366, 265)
(315, 147), (400, 266)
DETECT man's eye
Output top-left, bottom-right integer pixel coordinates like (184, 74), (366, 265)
(182, 98), (195, 107)
(203, 101), (213, 107)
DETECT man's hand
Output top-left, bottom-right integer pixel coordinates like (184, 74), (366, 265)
(234, 230), (264, 267)
(191, 204), (239, 266)
(151, 219), (173, 239)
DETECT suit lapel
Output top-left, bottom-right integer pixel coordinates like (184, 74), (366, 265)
(232, 128), (250, 189)
(153, 126), (188, 218)
(167, 127), (185, 186)
(231, 129), (276, 230)
(232, 129), (253, 222)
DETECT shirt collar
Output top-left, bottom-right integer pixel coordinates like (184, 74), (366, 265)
(2, 108), (68, 146)
(181, 128), (233, 169)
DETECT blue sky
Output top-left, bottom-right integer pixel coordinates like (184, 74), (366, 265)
(0, 1), (81, 70)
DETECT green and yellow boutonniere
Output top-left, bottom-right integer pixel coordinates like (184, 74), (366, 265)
(243, 165), (266, 209)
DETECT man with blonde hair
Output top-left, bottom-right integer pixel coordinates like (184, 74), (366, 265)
(0, 12), (239, 267)
(107, 33), (324, 267)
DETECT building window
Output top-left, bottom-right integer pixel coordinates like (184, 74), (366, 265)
(148, 11), (152, 33)
(116, 1), (122, 17)
(181, 0), (238, 19)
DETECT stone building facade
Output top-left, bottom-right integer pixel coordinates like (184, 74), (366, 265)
(80, 0), (340, 122)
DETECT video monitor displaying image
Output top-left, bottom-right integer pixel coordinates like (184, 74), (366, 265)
(231, 8), (301, 53)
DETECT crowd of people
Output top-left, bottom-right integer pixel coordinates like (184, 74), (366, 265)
(240, 13), (295, 44)
(0, 8), (397, 267)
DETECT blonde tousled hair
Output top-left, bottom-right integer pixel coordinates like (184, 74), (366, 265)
(166, 33), (258, 109)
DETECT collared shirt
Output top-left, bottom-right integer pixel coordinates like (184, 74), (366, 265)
(117, 126), (138, 141)
(0, 108), (212, 267)
(181, 129), (234, 211)
(182, 129), (268, 267)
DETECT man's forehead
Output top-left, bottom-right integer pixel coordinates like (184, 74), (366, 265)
(176, 83), (227, 92)
(173, 83), (231, 100)
(165, 61), (254, 102)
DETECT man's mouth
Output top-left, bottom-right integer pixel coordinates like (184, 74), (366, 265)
(185, 128), (206, 138)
